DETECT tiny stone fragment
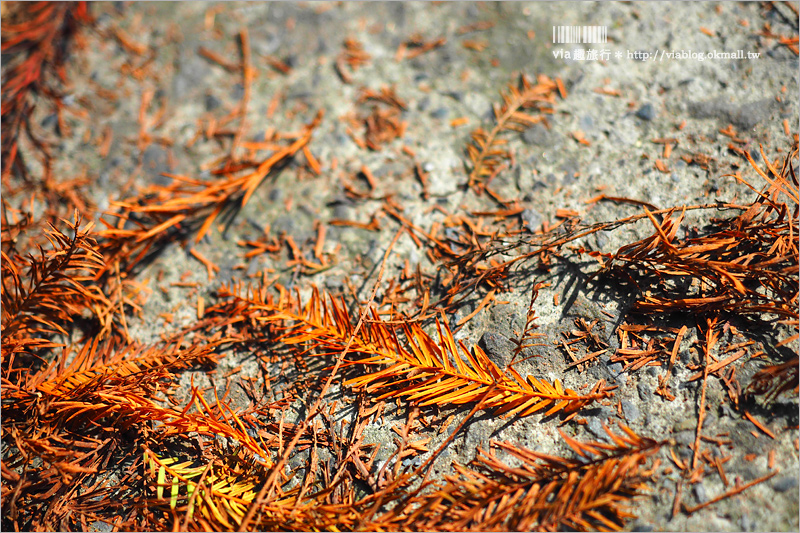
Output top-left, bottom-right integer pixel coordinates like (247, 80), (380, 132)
(739, 514), (757, 532)
(637, 381), (652, 401)
(587, 417), (607, 440)
(672, 429), (695, 446)
(521, 208), (542, 230)
(635, 103), (656, 121)
(521, 122), (551, 146)
(693, 483), (707, 504)
(231, 83), (244, 100)
(621, 399), (641, 422)
(594, 230), (609, 250)
(687, 98), (773, 130)
(142, 145), (172, 184)
(205, 93), (221, 111)
(429, 107), (449, 119)
(772, 476), (799, 493)
(607, 361), (624, 376)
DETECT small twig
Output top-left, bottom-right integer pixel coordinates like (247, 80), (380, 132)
(231, 28), (252, 162)
(692, 318), (718, 473)
(671, 478), (684, 520)
(564, 349), (608, 370)
(657, 325), (687, 397)
(682, 472), (778, 514)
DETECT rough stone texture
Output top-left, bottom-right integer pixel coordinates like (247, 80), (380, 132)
(477, 331), (517, 368)
(687, 97), (775, 130)
(11, 1), (799, 531)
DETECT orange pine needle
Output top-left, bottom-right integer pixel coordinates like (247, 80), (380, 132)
(744, 411), (777, 439)
(189, 248), (220, 280)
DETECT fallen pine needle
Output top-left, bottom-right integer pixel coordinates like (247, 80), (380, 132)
(744, 411), (777, 440)
(189, 248), (220, 280)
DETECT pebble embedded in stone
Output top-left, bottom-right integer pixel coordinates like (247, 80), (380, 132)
(521, 123), (552, 146)
(607, 361), (624, 376)
(205, 94), (221, 111)
(231, 83), (244, 100)
(142, 145), (172, 185)
(636, 103), (656, 121)
(687, 98), (773, 130)
(594, 231), (609, 249)
(521, 208), (543, 231)
(693, 483), (707, 503)
(477, 331), (517, 368)
(772, 476), (799, 493)
(672, 430), (695, 447)
(621, 399), (641, 422)
(637, 382), (652, 401)
(587, 417), (607, 440)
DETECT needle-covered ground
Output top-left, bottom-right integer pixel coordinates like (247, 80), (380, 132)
(1, 2), (798, 532)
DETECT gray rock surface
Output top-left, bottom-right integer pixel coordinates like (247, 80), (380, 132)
(477, 331), (517, 368)
(687, 97), (775, 130)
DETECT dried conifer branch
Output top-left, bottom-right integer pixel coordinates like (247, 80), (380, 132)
(374, 423), (663, 532)
(97, 111), (323, 275)
(1, 199), (38, 253)
(237, 227), (402, 532)
(159, 404), (423, 532)
(2, 330), (268, 531)
(603, 147), (798, 321)
(3, 4), (796, 530)
(425, 202), (751, 320)
(1, 212), (108, 367)
(12, 364), (270, 464)
(143, 446), (275, 531)
(357, 86), (407, 110)
(335, 37), (371, 83)
(467, 74), (560, 191)
(3, 335), (215, 422)
(1, 1), (92, 183)
(2, 333), (230, 529)
(32, 339), (219, 399)
(221, 285), (615, 420)
(510, 281), (547, 366)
